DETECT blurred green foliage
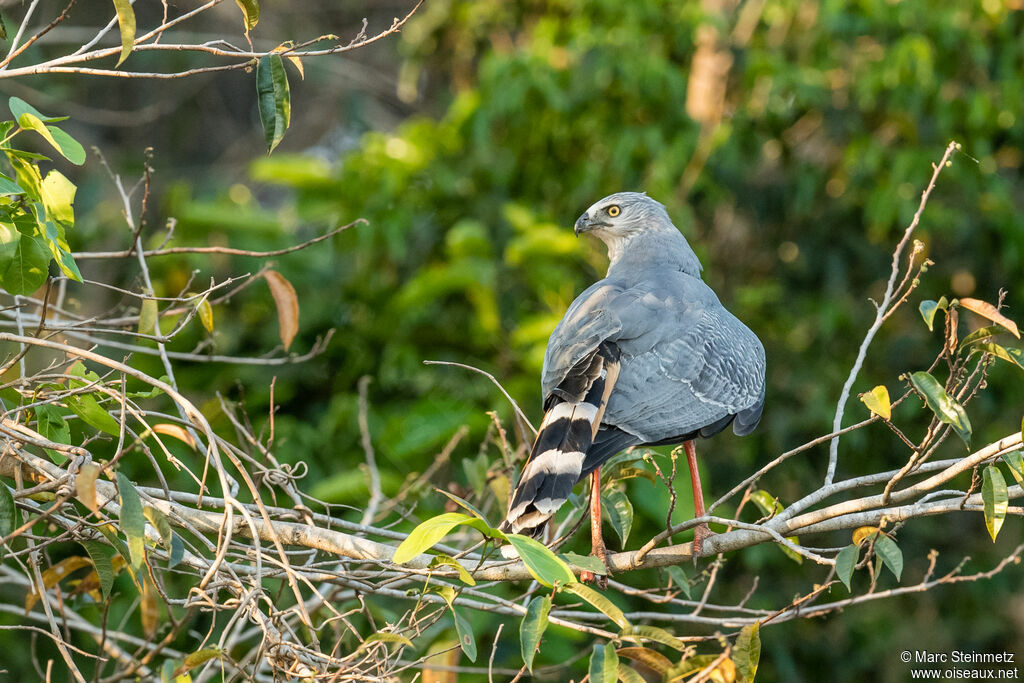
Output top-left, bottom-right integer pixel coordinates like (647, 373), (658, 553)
(59, 0), (1024, 679)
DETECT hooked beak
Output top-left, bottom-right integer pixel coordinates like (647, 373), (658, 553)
(574, 212), (592, 237)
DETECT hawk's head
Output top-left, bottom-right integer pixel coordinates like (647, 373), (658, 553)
(573, 192), (673, 238)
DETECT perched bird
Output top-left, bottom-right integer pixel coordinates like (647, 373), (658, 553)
(499, 192), (765, 581)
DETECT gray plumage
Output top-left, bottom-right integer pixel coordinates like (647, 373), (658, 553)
(501, 192), (766, 539)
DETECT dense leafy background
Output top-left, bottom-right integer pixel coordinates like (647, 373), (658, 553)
(3, 0), (1023, 679)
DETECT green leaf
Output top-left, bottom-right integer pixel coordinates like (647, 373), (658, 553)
(601, 489), (633, 548)
(45, 126), (85, 166)
(436, 488), (490, 523)
(617, 647), (674, 675)
(16, 113), (84, 165)
(452, 604), (477, 662)
(65, 392), (121, 437)
(873, 535), (903, 581)
(9, 98), (67, 124)
(620, 625), (686, 652)
(256, 54), (290, 154)
(138, 297), (158, 336)
(0, 173), (22, 196)
(860, 385), (891, 420)
(835, 543), (858, 591)
(116, 473), (146, 571)
(111, 0), (136, 66)
(234, 0), (260, 32)
(1, 231), (48, 295)
(974, 343), (1024, 372)
(79, 540), (114, 601)
(506, 533), (576, 587)
(588, 643), (618, 683)
(780, 535), (804, 565)
(749, 490), (783, 517)
(617, 663), (647, 683)
(919, 297), (947, 331)
(665, 565), (692, 599)
(428, 554), (476, 586)
(143, 505), (174, 550)
(0, 483), (17, 540)
(734, 622), (761, 683)
(356, 633), (414, 652)
(559, 551), (608, 576)
(909, 371), (972, 447)
(520, 595), (550, 672)
(959, 325), (1006, 350)
(1000, 451), (1023, 486)
(35, 404), (71, 464)
(40, 170), (75, 226)
(95, 522), (142, 590)
(174, 648), (223, 676)
(561, 582), (629, 628)
(392, 512), (503, 564)
(982, 465), (1008, 542)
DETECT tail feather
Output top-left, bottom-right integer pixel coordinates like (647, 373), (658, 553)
(501, 343), (620, 537)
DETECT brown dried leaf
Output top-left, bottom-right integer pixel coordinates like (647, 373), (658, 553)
(141, 577), (159, 638)
(264, 270), (299, 351)
(150, 423), (197, 450)
(958, 297), (1020, 339)
(25, 556), (93, 613)
(77, 463), (100, 514)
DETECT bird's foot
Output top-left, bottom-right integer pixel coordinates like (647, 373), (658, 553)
(580, 542), (612, 589)
(691, 522), (712, 561)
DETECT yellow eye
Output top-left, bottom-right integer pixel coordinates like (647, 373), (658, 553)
(607, 205), (620, 217)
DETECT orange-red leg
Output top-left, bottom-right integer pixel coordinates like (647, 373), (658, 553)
(684, 440), (711, 557)
(580, 466), (609, 587)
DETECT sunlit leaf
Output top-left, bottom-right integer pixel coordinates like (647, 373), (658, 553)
(356, 633), (414, 652)
(137, 297), (158, 336)
(196, 298), (214, 333)
(588, 643), (618, 683)
(256, 54), (290, 154)
(873, 534), (903, 581)
(835, 543), (858, 591)
(520, 595), (550, 672)
(601, 489), (633, 548)
(734, 622), (761, 683)
(749, 489), (783, 517)
(1001, 451), (1024, 486)
(959, 325), (1005, 350)
(559, 551), (607, 576)
(506, 533), (576, 587)
(116, 473), (146, 571)
(111, 0), (136, 66)
(148, 423), (198, 450)
(16, 112), (84, 165)
(392, 512), (503, 565)
(428, 554), (475, 586)
(620, 625), (686, 652)
(919, 297), (947, 332)
(958, 297), (1020, 338)
(618, 663), (647, 683)
(234, 0), (260, 32)
(141, 576), (159, 637)
(436, 488), (489, 523)
(174, 648), (223, 676)
(982, 464), (1008, 542)
(264, 270), (299, 350)
(77, 463), (100, 514)
(909, 371), (972, 446)
(562, 582), (628, 628)
(974, 343), (1024, 372)
(860, 385), (891, 420)
(25, 555), (92, 613)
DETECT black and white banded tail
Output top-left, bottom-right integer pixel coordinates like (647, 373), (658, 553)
(500, 342), (620, 539)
